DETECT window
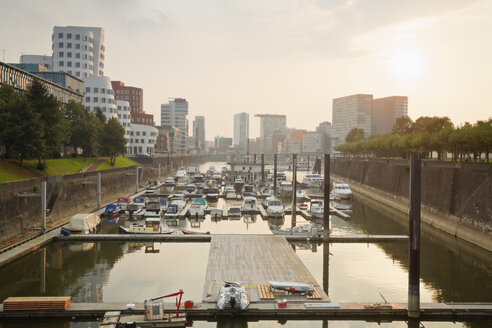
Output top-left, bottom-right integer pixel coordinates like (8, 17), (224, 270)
(67, 52), (72, 58)
(84, 45), (88, 51)
(83, 35), (87, 41)
(84, 63), (87, 68)
(141, 139), (144, 143)
(101, 88), (105, 94)
(85, 87), (90, 92)
(101, 98), (106, 103)
(93, 87), (98, 93)
(93, 97), (98, 102)
(67, 33), (72, 39)
(59, 61), (64, 66)
(75, 44), (80, 50)
(75, 62), (80, 68)
(67, 61), (72, 67)
(75, 34), (80, 40)
(67, 43), (72, 48)
(142, 131), (146, 136)
(58, 32), (63, 38)
(85, 96), (90, 102)
(102, 107), (106, 112)
(136, 139), (139, 144)
(76, 71), (80, 77)
(58, 51), (64, 57)
(58, 42), (63, 48)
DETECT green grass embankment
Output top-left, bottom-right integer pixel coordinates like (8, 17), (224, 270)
(0, 157), (139, 183)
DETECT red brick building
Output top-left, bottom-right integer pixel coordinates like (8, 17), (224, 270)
(111, 80), (154, 126)
(155, 129), (170, 153)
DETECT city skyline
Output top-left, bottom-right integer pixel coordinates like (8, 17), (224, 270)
(1, 1), (491, 140)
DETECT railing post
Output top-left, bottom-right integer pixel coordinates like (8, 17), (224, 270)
(408, 153), (421, 319)
(41, 180), (46, 234)
(323, 154), (330, 240)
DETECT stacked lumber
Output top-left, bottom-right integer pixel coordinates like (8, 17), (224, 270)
(3, 297), (71, 311)
(306, 284), (321, 300)
(257, 284), (274, 300)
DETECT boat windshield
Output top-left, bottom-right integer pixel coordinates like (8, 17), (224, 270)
(167, 206), (178, 213)
(269, 201), (282, 206)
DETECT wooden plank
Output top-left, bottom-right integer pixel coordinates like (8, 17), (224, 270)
(202, 235), (328, 303)
(258, 284), (274, 300)
(307, 284), (322, 300)
(3, 296), (70, 311)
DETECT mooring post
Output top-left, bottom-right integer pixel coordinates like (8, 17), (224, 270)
(41, 180), (46, 234)
(135, 166), (139, 193)
(97, 172), (101, 209)
(307, 155), (310, 172)
(292, 154), (297, 228)
(261, 154), (265, 184)
(253, 154), (256, 184)
(274, 154), (278, 197)
(158, 163), (161, 181)
(408, 153), (421, 319)
(323, 154), (330, 240)
(40, 248), (46, 293)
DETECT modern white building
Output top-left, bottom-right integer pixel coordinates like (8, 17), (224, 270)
(52, 26), (105, 78)
(116, 100), (132, 152)
(255, 114), (286, 154)
(128, 124), (158, 156)
(83, 76), (117, 121)
(332, 94), (373, 148)
(20, 54), (53, 70)
(192, 115), (205, 152)
(233, 112), (249, 151)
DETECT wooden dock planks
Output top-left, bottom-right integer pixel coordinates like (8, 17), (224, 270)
(257, 284), (274, 300)
(3, 297), (70, 311)
(202, 235), (328, 303)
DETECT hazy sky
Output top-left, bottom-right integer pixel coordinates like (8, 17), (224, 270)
(1, 0), (491, 139)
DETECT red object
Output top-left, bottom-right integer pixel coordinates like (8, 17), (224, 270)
(184, 300), (193, 308)
(278, 300), (288, 308)
(153, 290), (184, 318)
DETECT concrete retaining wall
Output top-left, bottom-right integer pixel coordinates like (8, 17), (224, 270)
(331, 159), (492, 251)
(0, 155), (205, 243)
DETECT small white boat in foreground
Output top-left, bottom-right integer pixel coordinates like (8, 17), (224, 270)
(217, 282), (250, 311)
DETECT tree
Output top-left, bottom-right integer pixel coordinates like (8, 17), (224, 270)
(392, 116), (414, 135)
(66, 101), (99, 157)
(0, 86), (43, 166)
(25, 80), (68, 165)
(100, 117), (127, 165)
(345, 128), (365, 143)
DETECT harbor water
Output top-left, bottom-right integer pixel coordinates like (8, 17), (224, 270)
(0, 162), (491, 328)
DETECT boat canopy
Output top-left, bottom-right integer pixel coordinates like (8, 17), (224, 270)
(117, 197), (131, 203)
(134, 197), (146, 203)
(160, 200), (167, 206)
(193, 198), (207, 205)
(65, 213), (99, 232)
(104, 204), (117, 213)
(311, 200), (323, 206)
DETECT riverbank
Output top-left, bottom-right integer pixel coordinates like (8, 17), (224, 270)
(331, 158), (492, 252)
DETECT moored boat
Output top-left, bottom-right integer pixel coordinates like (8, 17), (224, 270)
(302, 173), (323, 188)
(63, 213), (100, 235)
(119, 217), (173, 234)
(270, 223), (323, 237)
(241, 196), (258, 212)
(309, 200), (324, 219)
(217, 282), (249, 311)
(265, 197), (284, 218)
(332, 180), (353, 199)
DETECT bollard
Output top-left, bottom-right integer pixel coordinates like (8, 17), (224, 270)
(408, 153), (421, 318)
(323, 154), (330, 240)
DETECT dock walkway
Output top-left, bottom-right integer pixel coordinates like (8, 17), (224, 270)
(202, 235), (329, 303)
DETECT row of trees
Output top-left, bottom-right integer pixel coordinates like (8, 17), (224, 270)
(336, 116), (492, 162)
(0, 81), (127, 168)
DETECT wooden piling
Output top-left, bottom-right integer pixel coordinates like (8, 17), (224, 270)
(408, 153), (421, 319)
(274, 154), (278, 197)
(292, 154), (297, 228)
(323, 154), (330, 240)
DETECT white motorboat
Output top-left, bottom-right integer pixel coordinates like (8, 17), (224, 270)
(259, 186), (272, 197)
(187, 165), (199, 176)
(119, 217), (173, 234)
(63, 213), (100, 234)
(265, 197), (284, 218)
(332, 202), (353, 214)
(241, 196), (258, 212)
(269, 281), (314, 295)
(164, 177), (175, 186)
(175, 167), (187, 179)
(309, 201), (324, 219)
(234, 178), (245, 192)
(332, 180), (353, 199)
(159, 200), (168, 212)
(164, 203), (180, 219)
(176, 176), (190, 189)
(144, 188), (158, 196)
(169, 192), (185, 201)
(116, 197), (132, 211)
(241, 183), (257, 197)
(143, 200), (162, 218)
(192, 174), (206, 189)
(126, 204), (145, 218)
(270, 223), (323, 237)
(217, 282), (249, 311)
(133, 196), (148, 210)
(212, 173), (223, 186)
(276, 172), (287, 182)
(211, 208), (223, 218)
(185, 183), (197, 194)
(224, 184), (237, 199)
(295, 188), (306, 200)
(302, 173), (323, 188)
(205, 187), (219, 202)
(228, 207), (241, 217)
(279, 181), (293, 193)
(188, 198), (207, 218)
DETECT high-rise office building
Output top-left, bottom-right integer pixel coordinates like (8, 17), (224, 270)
(332, 94), (373, 147)
(255, 114), (287, 154)
(193, 116), (206, 152)
(52, 26), (105, 78)
(372, 96), (408, 135)
(161, 98), (189, 134)
(233, 112), (249, 151)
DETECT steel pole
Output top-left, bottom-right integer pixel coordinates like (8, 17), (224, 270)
(261, 154), (265, 184)
(307, 155), (310, 173)
(158, 163), (161, 181)
(408, 153), (421, 318)
(323, 154), (330, 240)
(273, 154), (278, 197)
(291, 154), (297, 228)
(97, 172), (101, 209)
(253, 154), (256, 184)
(135, 166), (139, 193)
(41, 181), (46, 234)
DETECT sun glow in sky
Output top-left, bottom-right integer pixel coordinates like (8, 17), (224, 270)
(1, 0), (491, 139)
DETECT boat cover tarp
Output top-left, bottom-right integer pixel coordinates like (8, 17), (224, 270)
(65, 213), (100, 232)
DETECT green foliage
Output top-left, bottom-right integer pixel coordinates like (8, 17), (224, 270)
(99, 117), (127, 165)
(335, 116), (492, 162)
(345, 128), (365, 143)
